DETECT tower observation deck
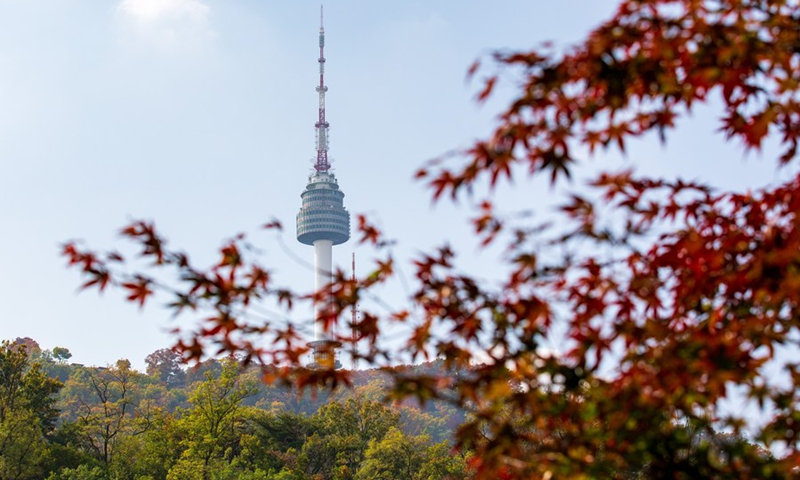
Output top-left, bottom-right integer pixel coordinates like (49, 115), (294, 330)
(296, 173), (349, 247)
(296, 7), (350, 368)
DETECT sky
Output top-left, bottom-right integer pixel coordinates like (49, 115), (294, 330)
(1, 0), (794, 370)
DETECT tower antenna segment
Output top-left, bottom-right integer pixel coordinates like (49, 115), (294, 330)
(315, 5), (330, 173)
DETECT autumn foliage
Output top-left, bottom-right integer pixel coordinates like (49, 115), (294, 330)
(64, 1), (800, 478)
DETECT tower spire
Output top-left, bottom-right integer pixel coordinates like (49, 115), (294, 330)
(315, 5), (330, 173)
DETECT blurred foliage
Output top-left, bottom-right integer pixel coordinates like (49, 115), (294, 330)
(60, 0), (800, 477)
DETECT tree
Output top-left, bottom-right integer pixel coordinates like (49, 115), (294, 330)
(107, 408), (179, 480)
(45, 464), (107, 480)
(63, 0), (800, 478)
(145, 348), (187, 389)
(41, 347), (74, 383)
(51, 347), (72, 364)
(168, 359), (257, 480)
(11, 338), (41, 356)
(240, 409), (314, 474)
(354, 426), (468, 480)
(185, 359), (222, 386)
(0, 341), (62, 480)
(0, 346), (61, 435)
(354, 427), (429, 480)
(59, 359), (147, 466)
(296, 397), (400, 479)
(313, 397), (399, 470)
(418, 441), (472, 480)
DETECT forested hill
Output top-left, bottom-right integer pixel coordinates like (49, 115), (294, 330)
(1, 337), (471, 480)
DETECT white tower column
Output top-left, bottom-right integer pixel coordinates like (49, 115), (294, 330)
(313, 239), (333, 340)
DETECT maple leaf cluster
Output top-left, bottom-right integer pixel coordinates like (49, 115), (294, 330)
(64, 1), (800, 478)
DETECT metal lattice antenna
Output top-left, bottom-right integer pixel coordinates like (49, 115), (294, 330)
(314, 5), (330, 173)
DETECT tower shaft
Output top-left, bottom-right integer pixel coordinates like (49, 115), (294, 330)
(313, 239), (333, 339)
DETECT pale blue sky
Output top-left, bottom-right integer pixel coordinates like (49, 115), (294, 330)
(1, 1), (792, 368)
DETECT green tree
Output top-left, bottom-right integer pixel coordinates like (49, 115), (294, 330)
(297, 433), (339, 480)
(0, 408), (49, 480)
(252, 410), (313, 453)
(397, 404), (449, 444)
(168, 359), (257, 480)
(51, 347), (72, 363)
(418, 442), (472, 480)
(237, 409), (313, 474)
(0, 341), (62, 480)
(41, 420), (101, 477)
(105, 408), (181, 480)
(0, 342), (61, 433)
(59, 359), (147, 466)
(354, 427), (429, 480)
(39, 347), (74, 383)
(185, 359), (222, 386)
(45, 464), (107, 480)
(304, 397), (399, 479)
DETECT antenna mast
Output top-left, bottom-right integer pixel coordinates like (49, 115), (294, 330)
(315, 5), (330, 173)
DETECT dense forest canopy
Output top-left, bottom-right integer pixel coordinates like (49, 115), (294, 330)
(0, 339), (469, 480)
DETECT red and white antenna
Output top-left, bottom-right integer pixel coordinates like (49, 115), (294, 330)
(314, 5), (330, 173)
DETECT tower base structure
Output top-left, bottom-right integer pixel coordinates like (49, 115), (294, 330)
(308, 339), (342, 370)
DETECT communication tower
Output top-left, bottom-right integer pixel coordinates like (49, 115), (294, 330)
(296, 7), (350, 368)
